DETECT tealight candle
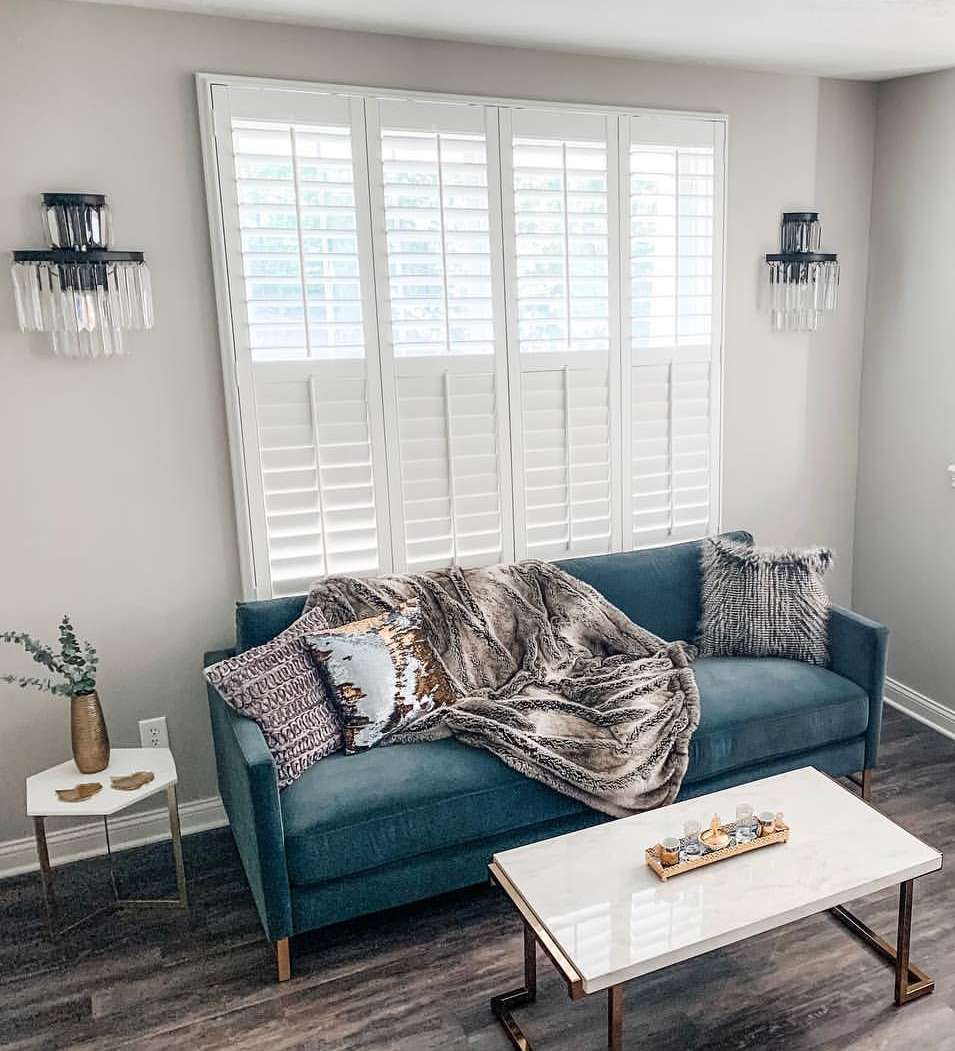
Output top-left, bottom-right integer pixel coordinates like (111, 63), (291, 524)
(660, 837), (681, 866)
(758, 811), (776, 836)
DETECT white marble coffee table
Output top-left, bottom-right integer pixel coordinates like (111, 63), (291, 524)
(489, 767), (941, 1050)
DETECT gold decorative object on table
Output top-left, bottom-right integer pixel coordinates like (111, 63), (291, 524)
(758, 810), (777, 836)
(55, 782), (103, 803)
(659, 837), (681, 866)
(700, 813), (731, 850)
(110, 771), (155, 791)
(647, 813), (790, 881)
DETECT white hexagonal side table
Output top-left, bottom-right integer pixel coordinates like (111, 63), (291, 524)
(26, 748), (188, 935)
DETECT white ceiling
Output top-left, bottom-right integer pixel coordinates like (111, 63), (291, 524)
(72, 0), (955, 80)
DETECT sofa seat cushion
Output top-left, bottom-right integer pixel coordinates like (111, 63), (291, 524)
(685, 657), (869, 785)
(281, 737), (588, 886)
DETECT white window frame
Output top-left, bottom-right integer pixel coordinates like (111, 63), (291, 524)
(196, 72), (727, 601)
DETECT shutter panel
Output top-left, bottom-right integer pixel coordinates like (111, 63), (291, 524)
(395, 370), (506, 569)
(367, 98), (513, 571)
(624, 116), (722, 547)
(255, 367), (381, 594)
(521, 366), (613, 558)
(502, 108), (620, 558)
(213, 85), (391, 597)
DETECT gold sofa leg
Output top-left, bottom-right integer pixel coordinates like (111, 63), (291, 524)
(276, 938), (291, 982)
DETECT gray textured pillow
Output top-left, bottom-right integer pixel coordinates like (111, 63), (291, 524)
(697, 537), (833, 664)
(204, 605), (343, 788)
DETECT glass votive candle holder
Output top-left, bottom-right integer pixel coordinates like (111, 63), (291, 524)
(735, 803), (757, 843)
(660, 837), (681, 866)
(681, 819), (704, 862)
(757, 811), (776, 837)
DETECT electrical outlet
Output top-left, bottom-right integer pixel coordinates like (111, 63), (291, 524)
(139, 716), (169, 749)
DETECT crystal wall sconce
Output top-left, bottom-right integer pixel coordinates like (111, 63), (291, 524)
(765, 211), (839, 332)
(11, 193), (153, 357)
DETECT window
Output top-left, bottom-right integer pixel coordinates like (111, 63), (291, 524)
(202, 79), (724, 599)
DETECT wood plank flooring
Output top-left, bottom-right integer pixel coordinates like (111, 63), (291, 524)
(1, 706), (953, 1050)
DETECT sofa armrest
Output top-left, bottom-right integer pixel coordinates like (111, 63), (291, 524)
(204, 649), (292, 941)
(827, 607), (889, 771)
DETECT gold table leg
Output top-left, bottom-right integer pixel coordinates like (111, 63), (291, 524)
(831, 879), (934, 1006)
(491, 921), (539, 1050)
(607, 984), (623, 1051)
(492, 922), (626, 1050)
(34, 785), (189, 938)
(33, 817), (56, 931)
(167, 784), (189, 909)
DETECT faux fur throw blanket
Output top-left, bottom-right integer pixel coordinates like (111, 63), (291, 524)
(304, 560), (700, 815)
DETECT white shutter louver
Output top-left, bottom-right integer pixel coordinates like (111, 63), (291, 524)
(255, 369), (381, 594)
(521, 366), (613, 559)
(395, 370), (507, 569)
(368, 99), (513, 571)
(630, 359), (713, 544)
(509, 120), (611, 354)
(232, 120), (365, 362)
(379, 122), (495, 357)
(626, 116), (722, 547)
(503, 109), (619, 559)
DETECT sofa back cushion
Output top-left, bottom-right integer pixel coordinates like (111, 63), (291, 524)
(234, 530), (753, 651)
(557, 531), (752, 643)
(237, 594), (307, 652)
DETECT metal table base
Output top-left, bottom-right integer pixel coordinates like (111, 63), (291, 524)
(34, 783), (189, 937)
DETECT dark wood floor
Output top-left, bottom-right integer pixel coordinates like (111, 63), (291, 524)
(1, 706), (953, 1050)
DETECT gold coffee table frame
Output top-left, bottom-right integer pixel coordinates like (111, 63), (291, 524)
(489, 863), (934, 1051)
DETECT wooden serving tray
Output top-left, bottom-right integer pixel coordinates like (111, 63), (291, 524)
(646, 820), (789, 881)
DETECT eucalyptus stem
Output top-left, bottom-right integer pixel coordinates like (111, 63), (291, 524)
(0, 616), (98, 699)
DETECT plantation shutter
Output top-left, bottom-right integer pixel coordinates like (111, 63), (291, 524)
(624, 115), (723, 547)
(204, 77), (725, 599)
(211, 85), (391, 597)
(501, 108), (621, 559)
(366, 98), (514, 571)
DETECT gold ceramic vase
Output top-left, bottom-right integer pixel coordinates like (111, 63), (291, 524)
(70, 691), (110, 773)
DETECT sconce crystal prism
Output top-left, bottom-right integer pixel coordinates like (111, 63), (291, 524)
(765, 212), (839, 333)
(11, 193), (152, 357)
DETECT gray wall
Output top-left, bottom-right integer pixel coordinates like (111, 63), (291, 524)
(853, 69), (955, 709)
(0, 0), (875, 845)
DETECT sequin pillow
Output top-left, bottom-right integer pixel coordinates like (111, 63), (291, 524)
(204, 605), (343, 788)
(304, 603), (456, 754)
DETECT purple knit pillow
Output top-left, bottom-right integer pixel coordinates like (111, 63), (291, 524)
(205, 605), (343, 788)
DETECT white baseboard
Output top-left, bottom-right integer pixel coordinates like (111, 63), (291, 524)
(885, 676), (955, 743)
(0, 794), (227, 880)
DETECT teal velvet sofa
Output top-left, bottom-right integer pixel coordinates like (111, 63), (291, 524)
(204, 531), (888, 980)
